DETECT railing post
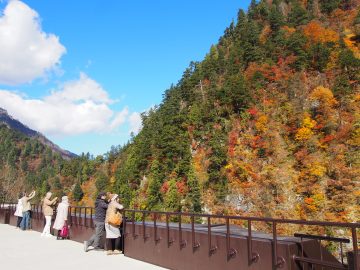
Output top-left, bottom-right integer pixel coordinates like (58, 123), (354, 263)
(123, 210), (127, 237)
(179, 213), (187, 249)
(80, 208), (83, 226)
(226, 217), (237, 260)
(132, 211), (138, 238)
(142, 211), (149, 241)
(154, 213), (161, 243)
(68, 207), (72, 226)
(273, 221), (285, 268)
(208, 216), (217, 255)
(74, 207), (77, 225)
(90, 207), (93, 228)
(166, 213), (174, 247)
(352, 227), (358, 270)
(191, 215), (200, 251)
(248, 220), (259, 265)
(83, 207), (86, 227)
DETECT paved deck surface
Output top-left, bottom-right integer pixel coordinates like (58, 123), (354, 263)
(0, 224), (167, 270)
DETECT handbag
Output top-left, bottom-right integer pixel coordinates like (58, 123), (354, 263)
(108, 210), (122, 227)
(59, 223), (69, 239)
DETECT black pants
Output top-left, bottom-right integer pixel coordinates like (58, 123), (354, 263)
(16, 217), (22, 228)
(106, 237), (120, 251)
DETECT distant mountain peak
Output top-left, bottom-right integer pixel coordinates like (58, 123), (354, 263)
(0, 107), (77, 160)
(0, 108), (38, 137)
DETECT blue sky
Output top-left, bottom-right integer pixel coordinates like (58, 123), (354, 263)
(0, 0), (250, 156)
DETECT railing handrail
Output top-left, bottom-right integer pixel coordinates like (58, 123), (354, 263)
(122, 209), (360, 228)
(1, 203), (359, 228)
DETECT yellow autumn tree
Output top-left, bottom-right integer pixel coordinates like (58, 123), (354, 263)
(296, 114), (317, 141)
(309, 86), (338, 108)
(255, 115), (268, 133)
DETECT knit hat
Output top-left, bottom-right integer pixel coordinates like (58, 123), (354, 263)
(97, 191), (106, 199)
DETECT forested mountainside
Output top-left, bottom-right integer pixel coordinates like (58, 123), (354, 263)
(0, 123), (64, 202)
(1, 0), (359, 224)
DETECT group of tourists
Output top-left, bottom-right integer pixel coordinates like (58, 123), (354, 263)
(14, 191), (69, 238)
(13, 190), (124, 255)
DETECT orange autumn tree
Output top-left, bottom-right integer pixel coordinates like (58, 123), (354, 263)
(303, 21), (339, 44)
(343, 29), (360, 59)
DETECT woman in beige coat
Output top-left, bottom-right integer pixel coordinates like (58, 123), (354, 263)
(41, 192), (57, 237)
(105, 194), (123, 255)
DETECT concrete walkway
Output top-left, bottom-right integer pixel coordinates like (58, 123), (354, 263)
(0, 224), (167, 270)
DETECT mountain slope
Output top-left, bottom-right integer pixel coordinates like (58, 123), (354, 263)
(96, 0), (360, 223)
(0, 109), (80, 202)
(0, 108), (76, 160)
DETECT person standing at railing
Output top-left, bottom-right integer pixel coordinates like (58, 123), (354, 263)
(84, 191), (109, 252)
(104, 194), (124, 255)
(14, 193), (24, 229)
(53, 196), (69, 239)
(41, 192), (58, 237)
(20, 190), (36, 230)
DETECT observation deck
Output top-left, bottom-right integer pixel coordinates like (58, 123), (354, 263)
(0, 204), (359, 270)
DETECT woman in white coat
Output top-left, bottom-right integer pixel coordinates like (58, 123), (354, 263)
(14, 193), (24, 228)
(53, 196), (69, 238)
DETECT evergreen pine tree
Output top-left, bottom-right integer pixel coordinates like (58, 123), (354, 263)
(73, 182), (84, 202)
(40, 180), (50, 198)
(53, 176), (62, 190)
(146, 159), (163, 210)
(164, 179), (181, 212)
(319, 0), (341, 14)
(95, 172), (108, 192)
(268, 5), (284, 32)
(288, 2), (309, 26)
(186, 165), (202, 213)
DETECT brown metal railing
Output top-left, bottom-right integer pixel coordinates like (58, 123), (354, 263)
(293, 233), (350, 269)
(0, 204), (358, 269)
(67, 206), (95, 228)
(122, 209), (359, 270)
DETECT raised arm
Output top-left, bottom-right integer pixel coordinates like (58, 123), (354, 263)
(50, 197), (58, 205)
(28, 191), (36, 200)
(44, 197), (57, 205)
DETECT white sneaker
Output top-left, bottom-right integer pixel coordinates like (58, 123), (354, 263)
(84, 241), (89, 252)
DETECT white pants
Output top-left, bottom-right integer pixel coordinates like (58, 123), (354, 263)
(42, 216), (52, 236)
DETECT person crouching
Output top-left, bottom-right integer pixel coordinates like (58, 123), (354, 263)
(105, 194), (124, 255)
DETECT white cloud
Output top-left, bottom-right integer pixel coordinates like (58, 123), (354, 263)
(0, 73), (139, 136)
(110, 107), (129, 129)
(129, 112), (142, 135)
(0, 0), (66, 85)
(47, 72), (112, 104)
